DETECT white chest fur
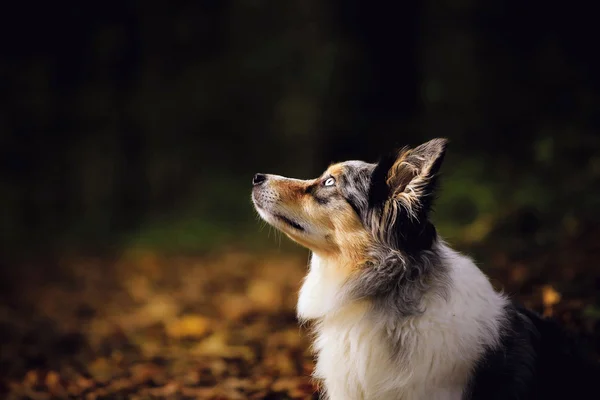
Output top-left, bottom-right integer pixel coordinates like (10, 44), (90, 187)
(297, 246), (508, 400)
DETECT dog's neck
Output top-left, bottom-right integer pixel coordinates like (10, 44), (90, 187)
(297, 252), (351, 321)
(298, 241), (448, 321)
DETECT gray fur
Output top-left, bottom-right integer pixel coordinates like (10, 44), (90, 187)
(335, 161), (451, 319)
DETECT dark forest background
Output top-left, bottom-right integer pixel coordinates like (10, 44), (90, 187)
(2, 0), (599, 259)
(1, 1), (600, 397)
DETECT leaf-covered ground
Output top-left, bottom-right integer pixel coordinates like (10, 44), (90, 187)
(1, 231), (600, 399)
(1, 250), (316, 399)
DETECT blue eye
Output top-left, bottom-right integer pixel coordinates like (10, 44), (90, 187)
(324, 177), (336, 187)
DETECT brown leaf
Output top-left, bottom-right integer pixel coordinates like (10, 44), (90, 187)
(45, 371), (67, 397)
(542, 284), (562, 317)
(166, 314), (212, 339)
(23, 370), (40, 387)
(88, 358), (114, 383)
(247, 279), (283, 312)
(142, 381), (179, 396)
(192, 332), (254, 361)
(509, 263), (528, 284)
(219, 294), (255, 320)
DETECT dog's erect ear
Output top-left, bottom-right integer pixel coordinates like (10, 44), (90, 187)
(369, 138), (448, 219)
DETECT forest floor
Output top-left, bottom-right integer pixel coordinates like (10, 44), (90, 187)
(1, 229), (600, 399)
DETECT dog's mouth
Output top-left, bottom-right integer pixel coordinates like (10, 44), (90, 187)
(274, 214), (305, 232)
(252, 189), (306, 232)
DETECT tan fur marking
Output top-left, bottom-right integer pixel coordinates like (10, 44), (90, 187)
(331, 203), (373, 272)
(270, 178), (310, 201)
(386, 147), (416, 194)
(326, 163), (344, 177)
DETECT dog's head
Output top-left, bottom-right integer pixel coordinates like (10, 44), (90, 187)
(251, 138), (447, 263)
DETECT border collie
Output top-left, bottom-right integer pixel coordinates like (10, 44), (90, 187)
(251, 138), (598, 399)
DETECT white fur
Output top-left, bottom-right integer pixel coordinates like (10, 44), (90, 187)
(297, 242), (509, 400)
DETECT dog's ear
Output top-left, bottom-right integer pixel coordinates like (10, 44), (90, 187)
(369, 138), (447, 220)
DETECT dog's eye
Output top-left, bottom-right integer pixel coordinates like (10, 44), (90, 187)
(323, 177), (336, 187)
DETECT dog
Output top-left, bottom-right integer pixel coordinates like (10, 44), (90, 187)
(251, 138), (599, 399)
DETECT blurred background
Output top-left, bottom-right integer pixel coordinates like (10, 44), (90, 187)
(1, 0), (599, 398)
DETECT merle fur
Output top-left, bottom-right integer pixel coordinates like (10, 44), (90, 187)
(336, 155), (449, 318)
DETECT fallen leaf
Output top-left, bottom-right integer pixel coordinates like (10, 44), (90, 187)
(166, 315), (211, 339)
(542, 285), (562, 317)
(542, 285), (562, 307)
(247, 279), (283, 312)
(219, 294), (255, 320)
(88, 358), (114, 383)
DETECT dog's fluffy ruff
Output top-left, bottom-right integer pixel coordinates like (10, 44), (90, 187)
(298, 243), (508, 400)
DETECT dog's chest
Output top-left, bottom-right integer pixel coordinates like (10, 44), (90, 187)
(311, 306), (469, 400)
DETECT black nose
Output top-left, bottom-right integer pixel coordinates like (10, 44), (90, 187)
(253, 173), (267, 186)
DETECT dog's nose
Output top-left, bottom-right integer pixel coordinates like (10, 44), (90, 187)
(253, 173), (267, 186)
